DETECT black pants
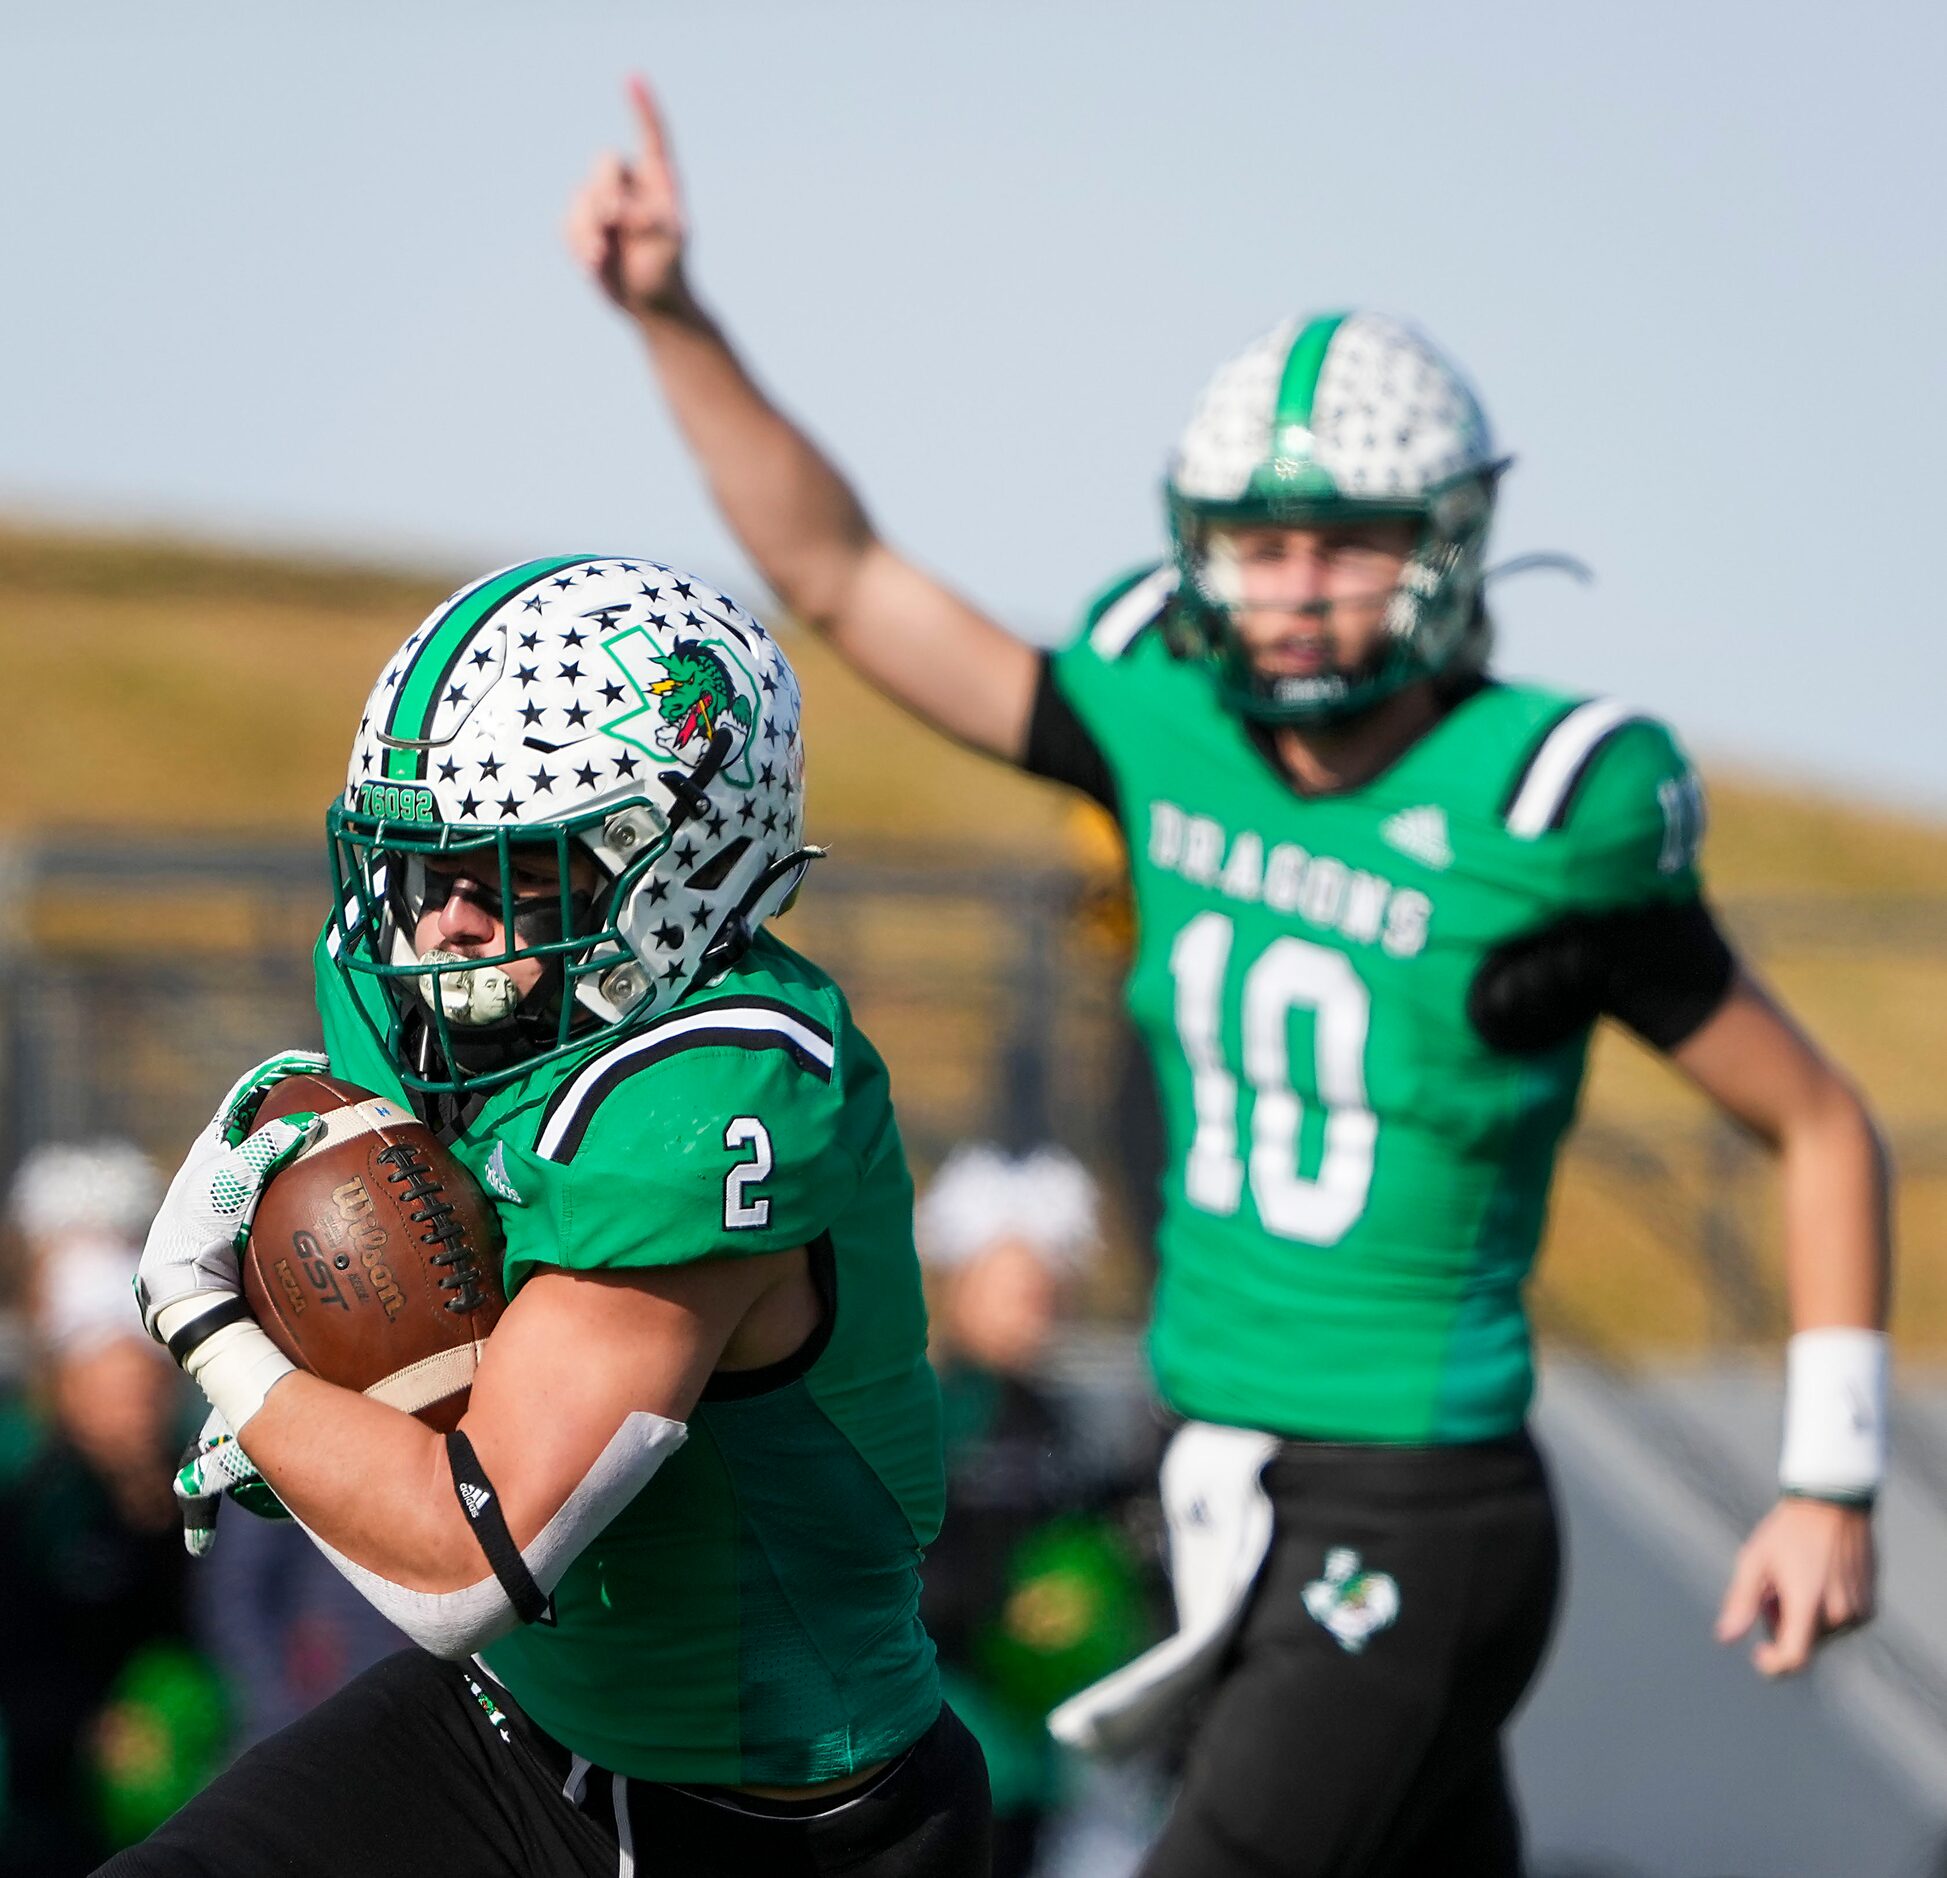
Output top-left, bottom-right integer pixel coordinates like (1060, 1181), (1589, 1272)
(1144, 1429), (1562, 1878)
(98, 1649), (991, 1878)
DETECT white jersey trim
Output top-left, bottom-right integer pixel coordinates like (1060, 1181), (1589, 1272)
(1504, 698), (1645, 838)
(1089, 567), (1178, 660)
(536, 1001), (837, 1162)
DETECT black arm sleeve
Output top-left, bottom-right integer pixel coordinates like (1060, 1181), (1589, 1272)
(1023, 656), (1119, 817)
(1468, 896), (1737, 1056)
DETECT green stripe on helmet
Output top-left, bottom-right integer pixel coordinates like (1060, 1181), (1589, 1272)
(1271, 312), (1349, 451)
(382, 555), (593, 781)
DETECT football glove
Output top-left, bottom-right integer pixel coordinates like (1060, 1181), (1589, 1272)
(135, 1109), (317, 1352)
(213, 1049), (329, 1144)
(173, 1406), (291, 1559)
(135, 1048), (325, 1350)
(136, 1059), (327, 1429)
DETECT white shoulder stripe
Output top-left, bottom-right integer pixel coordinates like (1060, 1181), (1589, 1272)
(1505, 699), (1644, 838)
(1089, 567), (1178, 659)
(536, 1003), (837, 1160)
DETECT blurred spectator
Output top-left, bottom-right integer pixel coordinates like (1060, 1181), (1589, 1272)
(919, 1145), (1157, 1878)
(0, 1142), (222, 1875)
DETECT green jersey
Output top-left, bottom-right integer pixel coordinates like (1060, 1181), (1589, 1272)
(313, 927), (944, 1786)
(1030, 567), (1711, 1445)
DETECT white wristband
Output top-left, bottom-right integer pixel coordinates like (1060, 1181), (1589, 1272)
(1780, 1327), (1888, 1503)
(182, 1317), (298, 1433)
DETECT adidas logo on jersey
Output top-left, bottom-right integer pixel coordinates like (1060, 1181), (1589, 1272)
(484, 1142), (526, 1207)
(458, 1482), (494, 1520)
(1379, 806), (1453, 872)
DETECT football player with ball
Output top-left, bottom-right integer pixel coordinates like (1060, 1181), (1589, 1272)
(566, 79), (1893, 1878)
(110, 563), (991, 1876)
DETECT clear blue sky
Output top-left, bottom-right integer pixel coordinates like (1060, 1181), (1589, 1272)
(5, 1), (1942, 810)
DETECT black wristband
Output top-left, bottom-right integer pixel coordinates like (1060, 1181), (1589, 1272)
(445, 1430), (554, 1626)
(161, 1294), (257, 1367)
(1781, 1485), (1878, 1514)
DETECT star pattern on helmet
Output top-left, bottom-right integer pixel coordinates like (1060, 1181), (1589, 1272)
(346, 556), (811, 1034)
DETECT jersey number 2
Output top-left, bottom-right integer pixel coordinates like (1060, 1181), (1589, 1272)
(1169, 912), (1376, 1244)
(723, 1117), (773, 1229)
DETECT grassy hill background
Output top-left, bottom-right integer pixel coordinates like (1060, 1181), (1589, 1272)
(5, 522), (1941, 1356)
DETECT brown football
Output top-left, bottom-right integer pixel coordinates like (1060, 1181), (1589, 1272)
(241, 1074), (504, 1431)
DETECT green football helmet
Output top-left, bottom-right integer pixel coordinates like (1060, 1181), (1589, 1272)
(1166, 311), (1508, 725)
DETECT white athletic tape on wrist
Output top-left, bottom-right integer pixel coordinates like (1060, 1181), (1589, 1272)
(1780, 1327), (1888, 1501)
(155, 1298), (297, 1432)
(188, 1320), (298, 1432)
(296, 1408), (686, 1659)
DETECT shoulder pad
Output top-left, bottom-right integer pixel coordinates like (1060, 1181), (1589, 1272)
(531, 995), (836, 1166)
(1082, 565), (1178, 662)
(1501, 698), (1652, 838)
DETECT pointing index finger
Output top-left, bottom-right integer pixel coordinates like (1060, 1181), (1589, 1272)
(628, 73), (676, 185)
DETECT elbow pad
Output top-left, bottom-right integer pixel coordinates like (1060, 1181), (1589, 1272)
(297, 1409), (686, 1660)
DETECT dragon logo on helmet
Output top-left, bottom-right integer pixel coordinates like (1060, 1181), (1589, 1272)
(648, 642), (754, 755)
(602, 626), (762, 786)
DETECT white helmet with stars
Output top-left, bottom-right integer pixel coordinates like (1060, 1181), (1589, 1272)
(1166, 311), (1508, 725)
(326, 554), (815, 1096)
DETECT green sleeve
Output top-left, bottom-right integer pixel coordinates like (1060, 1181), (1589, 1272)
(1553, 718), (1710, 910)
(502, 1048), (858, 1292)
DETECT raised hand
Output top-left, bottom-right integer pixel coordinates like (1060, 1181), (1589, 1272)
(566, 75), (691, 319)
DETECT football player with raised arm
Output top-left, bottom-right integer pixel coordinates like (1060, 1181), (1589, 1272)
(107, 561), (991, 1877)
(564, 82), (1892, 1878)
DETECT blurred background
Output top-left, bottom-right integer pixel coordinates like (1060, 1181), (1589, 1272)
(1, 4), (1943, 1873)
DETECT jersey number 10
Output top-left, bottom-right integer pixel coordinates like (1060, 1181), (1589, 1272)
(1169, 911), (1376, 1245)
